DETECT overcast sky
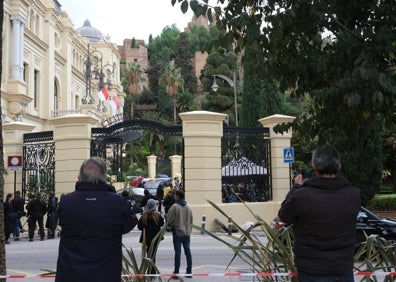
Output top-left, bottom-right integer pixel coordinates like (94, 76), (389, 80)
(60, 0), (195, 45)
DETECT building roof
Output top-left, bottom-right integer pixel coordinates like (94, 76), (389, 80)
(76, 20), (103, 42)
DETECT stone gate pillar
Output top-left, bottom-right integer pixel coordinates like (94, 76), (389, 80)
(259, 114), (296, 202)
(179, 111), (227, 205)
(147, 155), (157, 179)
(169, 155), (182, 185)
(51, 114), (98, 196)
(3, 122), (35, 195)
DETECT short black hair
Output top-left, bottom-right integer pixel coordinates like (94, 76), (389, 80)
(175, 190), (185, 199)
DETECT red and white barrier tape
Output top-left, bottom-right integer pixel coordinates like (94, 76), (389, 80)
(1, 271), (396, 279)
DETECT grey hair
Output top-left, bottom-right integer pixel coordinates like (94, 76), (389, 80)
(311, 145), (341, 175)
(78, 157), (107, 183)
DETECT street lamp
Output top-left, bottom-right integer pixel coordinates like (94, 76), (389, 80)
(211, 72), (238, 126)
(83, 43), (116, 112)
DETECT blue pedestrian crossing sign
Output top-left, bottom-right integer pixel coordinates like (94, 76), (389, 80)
(283, 147), (294, 163)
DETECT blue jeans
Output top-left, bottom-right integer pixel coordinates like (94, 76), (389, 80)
(298, 271), (354, 282)
(172, 233), (192, 274)
(13, 211), (23, 238)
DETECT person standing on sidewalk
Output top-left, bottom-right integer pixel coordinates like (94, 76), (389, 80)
(45, 192), (58, 239)
(26, 192), (47, 242)
(278, 145), (362, 282)
(55, 157), (135, 282)
(166, 190), (193, 278)
(4, 193), (14, 244)
(138, 199), (164, 276)
(11, 190), (25, 241)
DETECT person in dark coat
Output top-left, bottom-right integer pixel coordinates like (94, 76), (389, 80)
(55, 157), (135, 282)
(4, 193), (14, 244)
(138, 199), (164, 275)
(140, 189), (157, 209)
(278, 145), (362, 282)
(163, 188), (176, 218)
(26, 191), (47, 242)
(156, 183), (164, 213)
(11, 190), (25, 241)
(45, 192), (58, 239)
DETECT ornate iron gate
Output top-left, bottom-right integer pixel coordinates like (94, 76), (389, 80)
(90, 118), (183, 182)
(222, 126), (271, 203)
(22, 131), (56, 201)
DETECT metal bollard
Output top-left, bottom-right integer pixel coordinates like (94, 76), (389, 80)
(201, 215), (206, 234)
(228, 216), (232, 235)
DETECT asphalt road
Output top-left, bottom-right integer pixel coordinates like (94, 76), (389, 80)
(5, 229), (257, 282)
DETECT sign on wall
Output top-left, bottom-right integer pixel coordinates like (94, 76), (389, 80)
(7, 155), (23, 171)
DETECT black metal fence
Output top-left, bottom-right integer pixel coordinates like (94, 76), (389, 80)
(91, 118), (183, 182)
(221, 126), (271, 203)
(22, 131), (56, 202)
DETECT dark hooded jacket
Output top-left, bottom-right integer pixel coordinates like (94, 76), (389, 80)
(278, 176), (361, 275)
(55, 181), (134, 282)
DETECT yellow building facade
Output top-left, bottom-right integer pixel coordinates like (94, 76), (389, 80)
(2, 0), (124, 195)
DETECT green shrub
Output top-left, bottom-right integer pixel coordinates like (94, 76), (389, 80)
(367, 195), (396, 211)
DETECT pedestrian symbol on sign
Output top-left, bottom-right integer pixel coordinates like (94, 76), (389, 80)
(283, 147), (294, 163)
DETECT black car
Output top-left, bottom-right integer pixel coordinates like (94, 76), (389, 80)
(356, 206), (396, 244)
(271, 207), (396, 244)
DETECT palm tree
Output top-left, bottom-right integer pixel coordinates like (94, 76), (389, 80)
(162, 62), (184, 125)
(126, 61), (144, 118)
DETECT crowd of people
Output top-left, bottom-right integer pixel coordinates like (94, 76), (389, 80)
(3, 159), (193, 281)
(3, 144), (373, 281)
(3, 190), (58, 244)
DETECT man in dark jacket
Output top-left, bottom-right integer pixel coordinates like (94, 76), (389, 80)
(55, 157), (135, 282)
(278, 145), (362, 282)
(46, 192), (58, 239)
(11, 190), (25, 240)
(26, 192), (47, 241)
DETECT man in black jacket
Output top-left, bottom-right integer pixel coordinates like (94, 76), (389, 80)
(278, 145), (362, 282)
(26, 192), (46, 241)
(11, 190), (25, 240)
(55, 157), (135, 282)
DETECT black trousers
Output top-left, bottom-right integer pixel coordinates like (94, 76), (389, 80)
(28, 214), (45, 240)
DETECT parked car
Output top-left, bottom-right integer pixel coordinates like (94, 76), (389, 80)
(271, 206), (396, 244)
(116, 187), (147, 206)
(144, 180), (165, 193)
(356, 206), (396, 244)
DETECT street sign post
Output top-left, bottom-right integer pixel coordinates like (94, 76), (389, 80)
(8, 155), (23, 194)
(283, 147), (294, 164)
(8, 155), (22, 171)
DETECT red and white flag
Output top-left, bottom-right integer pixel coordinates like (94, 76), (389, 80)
(109, 95), (119, 115)
(97, 87), (109, 101)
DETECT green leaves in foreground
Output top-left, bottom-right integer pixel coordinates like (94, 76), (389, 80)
(121, 200), (396, 281)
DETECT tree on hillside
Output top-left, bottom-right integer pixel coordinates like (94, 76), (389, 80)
(188, 24), (219, 53)
(125, 61), (144, 118)
(0, 0), (6, 278)
(175, 0), (396, 198)
(240, 43), (284, 126)
(175, 32), (198, 94)
(146, 25), (182, 119)
(147, 25), (180, 63)
(160, 62), (184, 124)
(146, 54), (162, 97)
